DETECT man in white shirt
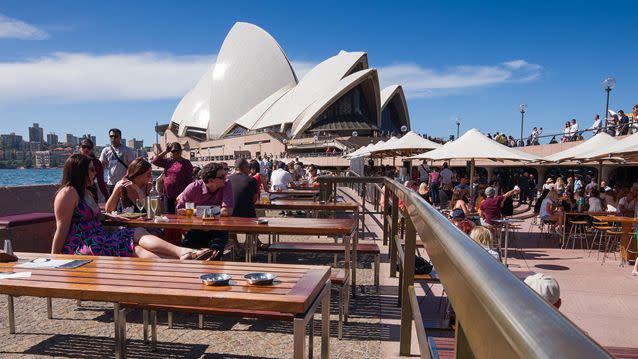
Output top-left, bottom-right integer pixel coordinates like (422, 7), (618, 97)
(418, 160), (430, 183)
(569, 119), (579, 140)
(589, 114), (602, 135)
(270, 162), (293, 192)
(99, 128), (136, 194)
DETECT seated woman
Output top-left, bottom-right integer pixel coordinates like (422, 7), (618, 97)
(449, 190), (470, 220)
(105, 157), (152, 213)
(306, 165), (319, 185)
(418, 182), (432, 204)
(539, 189), (563, 232)
(469, 225), (500, 260)
(51, 154), (212, 260)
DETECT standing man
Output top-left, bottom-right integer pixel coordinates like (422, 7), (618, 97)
(100, 128), (135, 195)
(418, 160), (430, 184)
(152, 142), (193, 214)
(589, 114), (602, 135)
(569, 119), (579, 141)
(618, 110), (630, 136)
(517, 172), (530, 204)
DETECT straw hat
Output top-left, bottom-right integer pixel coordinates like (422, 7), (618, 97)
(545, 178), (554, 184)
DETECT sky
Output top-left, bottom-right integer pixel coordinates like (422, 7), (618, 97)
(0, 0), (637, 146)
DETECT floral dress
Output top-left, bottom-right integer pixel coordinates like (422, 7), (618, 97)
(62, 199), (136, 257)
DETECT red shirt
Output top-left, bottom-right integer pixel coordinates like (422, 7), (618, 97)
(479, 195), (504, 225)
(253, 173), (264, 192)
(152, 156), (193, 199)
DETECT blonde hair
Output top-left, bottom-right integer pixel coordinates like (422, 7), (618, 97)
(418, 182), (429, 195)
(470, 226), (492, 246)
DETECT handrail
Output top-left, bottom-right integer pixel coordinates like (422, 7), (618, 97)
(318, 175), (611, 358)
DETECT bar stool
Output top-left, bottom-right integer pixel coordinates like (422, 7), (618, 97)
(564, 220), (588, 250)
(621, 231), (638, 268)
(602, 229), (624, 265)
(588, 222), (613, 260)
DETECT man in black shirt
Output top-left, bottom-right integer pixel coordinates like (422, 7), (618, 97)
(230, 159), (258, 218)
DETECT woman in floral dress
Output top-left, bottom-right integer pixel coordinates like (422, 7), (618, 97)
(51, 154), (212, 260)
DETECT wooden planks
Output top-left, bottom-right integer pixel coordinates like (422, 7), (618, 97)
(256, 199), (358, 211)
(0, 252), (330, 313)
(105, 215), (355, 236)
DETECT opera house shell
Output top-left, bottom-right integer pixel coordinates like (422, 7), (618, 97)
(170, 22), (410, 141)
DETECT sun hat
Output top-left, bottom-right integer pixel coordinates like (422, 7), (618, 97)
(524, 273), (560, 306)
(485, 187), (496, 197)
(545, 178), (554, 184)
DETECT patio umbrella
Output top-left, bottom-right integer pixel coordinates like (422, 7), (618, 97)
(371, 131), (442, 158)
(410, 128), (539, 195)
(540, 132), (617, 163)
(572, 132), (638, 177)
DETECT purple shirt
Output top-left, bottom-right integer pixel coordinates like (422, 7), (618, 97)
(176, 179), (234, 209)
(152, 156), (193, 199)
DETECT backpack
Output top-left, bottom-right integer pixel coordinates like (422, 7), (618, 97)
(502, 197), (514, 216)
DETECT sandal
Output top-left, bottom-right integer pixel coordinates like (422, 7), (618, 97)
(182, 248), (214, 261)
(206, 250), (221, 261)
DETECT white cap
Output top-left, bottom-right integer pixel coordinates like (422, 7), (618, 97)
(524, 273), (560, 306)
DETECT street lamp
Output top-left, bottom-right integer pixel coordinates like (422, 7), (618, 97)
(602, 76), (616, 123)
(400, 125), (408, 136)
(351, 131), (358, 137)
(455, 117), (461, 139)
(519, 104), (527, 146)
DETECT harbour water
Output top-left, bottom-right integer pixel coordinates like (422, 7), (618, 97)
(0, 169), (63, 187)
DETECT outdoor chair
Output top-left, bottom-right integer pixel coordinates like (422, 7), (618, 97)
(588, 222), (614, 260)
(564, 220), (588, 250)
(620, 231), (638, 268)
(602, 229), (624, 265)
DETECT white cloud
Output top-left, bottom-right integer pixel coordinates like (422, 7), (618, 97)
(0, 14), (49, 40)
(0, 52), (213, 103)
(379, 60), (541, 98)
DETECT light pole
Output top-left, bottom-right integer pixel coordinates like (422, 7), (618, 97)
(602, 76), (616, 124)
(400, 125), (408, 137)
(519, 104), (527, 146)
(352, 131), (358, 138)
(455, 117), (461, 139)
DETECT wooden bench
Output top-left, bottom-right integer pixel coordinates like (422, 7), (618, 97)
(267, 242), (380, 289)
(605, 346), (638, 358)
(0, 212), (55, 234)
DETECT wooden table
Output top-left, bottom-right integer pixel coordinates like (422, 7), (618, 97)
(287, 184), (320, 191)
(560, 211), (608, 246)
(256, 199), (358, 212)
(592, 215), (638, 261)
(106, 215), (361, 293)
(0, 252), (331, 359)
(267, 189), (320, 199)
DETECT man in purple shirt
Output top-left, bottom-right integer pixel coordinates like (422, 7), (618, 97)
(177, 162), (234, 260)
(152, 142), (193, 214)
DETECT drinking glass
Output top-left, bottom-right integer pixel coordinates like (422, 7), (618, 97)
(136, 198), (145, 213)
(150, 197), (159, 214)
(185, 202), (195, 219)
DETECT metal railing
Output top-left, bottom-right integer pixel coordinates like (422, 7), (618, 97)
(317, 174), (611, 358)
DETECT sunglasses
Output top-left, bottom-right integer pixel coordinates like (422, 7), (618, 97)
(81, 145), (93, 150)
(109, 135), (120, 138)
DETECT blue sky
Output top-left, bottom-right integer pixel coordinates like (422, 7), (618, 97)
(0, 1), (636, 145)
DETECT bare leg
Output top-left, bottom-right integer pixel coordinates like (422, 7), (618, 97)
(632, 260), (638, 276)
(133, 228), (201, 259)
(135, 245), (161, 259)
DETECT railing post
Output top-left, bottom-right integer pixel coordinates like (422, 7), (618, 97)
(455, 322), (477, 359)
(399, 215), (416, 355)
(360, 184), (366, 240)
(383, 186), (390, 246)
(390, 192), (399, 278)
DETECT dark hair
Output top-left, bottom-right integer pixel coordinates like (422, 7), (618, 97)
(249, 159), (260, 173)
(193, 166), (201, 179)
(200, 162), (226, 183)
(618, 110), (624, 115)
(277, 162), (286, 169)
(125, 157), (152, 181)
(109, 128), (122, 136)
(234, 158), (249, 170)
(590, 188), (600, 197)
(59, 154), (91, 200)
(170, 142), (182, 152)
(80, 138), (94, 149)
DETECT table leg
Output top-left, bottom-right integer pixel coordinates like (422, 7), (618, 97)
(142, 309), (149, 343)
(150, 310), (157, 351)
(7, 295), (15, 334)
(119, 308), (127, 359)
(113, 303), (121, 359)
(293, 316), (306, 359)
(308, 315), (314, 359)
(321, 283), (330, 359)
(352, 229), (358, 298)
(46, 297), (53, 319)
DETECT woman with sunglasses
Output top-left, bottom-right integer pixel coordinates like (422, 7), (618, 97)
(79, 138), (109, 203)
(52, 154), (214, 260)
(152, 142), (193, 214)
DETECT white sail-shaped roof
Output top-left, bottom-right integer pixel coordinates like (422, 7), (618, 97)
(291, 69), (381, 136)
(541, 133), (617, 163)
(411, 129), (539, 162)
(207, 22), (298, 138)
(249, 51), (369, 131)
(171, 64), (214, 136)
(380, 85), (410, 129)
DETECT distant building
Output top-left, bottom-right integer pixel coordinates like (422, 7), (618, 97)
(0, 133), (23, 150)
(120, 138), (127, 147)
(127, 138), (143, 149)
(28, 142), (43, 151)
(51, 147), (74, 167)
(65, 134), (78, 146)
(34, 151), (51, 168)
(81, 134), (97, 145)
(29, 123), (44, 143)
(46, 133), (59, 146)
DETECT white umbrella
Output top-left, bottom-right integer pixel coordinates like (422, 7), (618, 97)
(346, 143), (378, 159)
(372, 131), (441, 157)
(541, 132), (617, 163)
(411, 129), (539, 194)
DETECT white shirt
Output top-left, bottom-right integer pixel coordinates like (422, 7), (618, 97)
(99, 144), (136, 185)
(590, 119), (602, 133)
(440, 168), (453, 184)
(539, 197), (553, 218)
(569, 122), (579, 136)
(588, 197), (603, 212)
(270, 168), (293, 191)
(618, 197), (635, 214)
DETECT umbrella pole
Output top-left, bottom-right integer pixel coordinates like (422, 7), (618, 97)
(469, 158), (475, 199)
(598, 160), (603, 184)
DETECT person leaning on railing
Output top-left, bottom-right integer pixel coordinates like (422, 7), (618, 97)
(51, 154), (213, 260)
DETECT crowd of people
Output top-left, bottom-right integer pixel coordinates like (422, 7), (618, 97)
(51, 128), (324, 262)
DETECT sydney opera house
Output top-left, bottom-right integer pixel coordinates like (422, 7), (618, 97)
(158, 22), (409, 164)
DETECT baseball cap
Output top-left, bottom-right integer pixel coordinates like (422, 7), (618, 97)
(524, 273), (560, 306)
(485, 187), (496, 197)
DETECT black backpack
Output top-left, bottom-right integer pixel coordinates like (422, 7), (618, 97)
(502, 197), (514, 216)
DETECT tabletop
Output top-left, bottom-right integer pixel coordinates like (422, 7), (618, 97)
(492, 218), (525, 223)
(592, 215), (638, 224)
(0, 252), (331, 314)
(105, 215), (356, 236)
(256, 199), (358, 211)
(267, 189), (319, 196)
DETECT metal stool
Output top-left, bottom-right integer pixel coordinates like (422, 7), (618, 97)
(564, 220), (588, 250)
(588, 223), (613, 260)
(602, 229), (624, 265)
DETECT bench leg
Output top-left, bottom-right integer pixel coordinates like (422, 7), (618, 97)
(338, 286), (343, 340)
(321, 285), (330, 359)
(293, 316), (306, 359)
(374, 253), (380, 291)
(167, 311), (173, 329)
(7, 295), (15, 334)
(198, 314), (204, 329)
(308, 315), (314, 359)
(142, 309), (149, 344)
(119, 308), (127, 359)
(150, 310), (157, 351)
(113, 303), (120, 358)
(46, 297), (53, 319)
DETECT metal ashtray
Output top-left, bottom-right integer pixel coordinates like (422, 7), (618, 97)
(319, 200), (326, 204)
(244, 272), (277, 285)
(200, 273), (231, 286)
(256, 218), (269, 224)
